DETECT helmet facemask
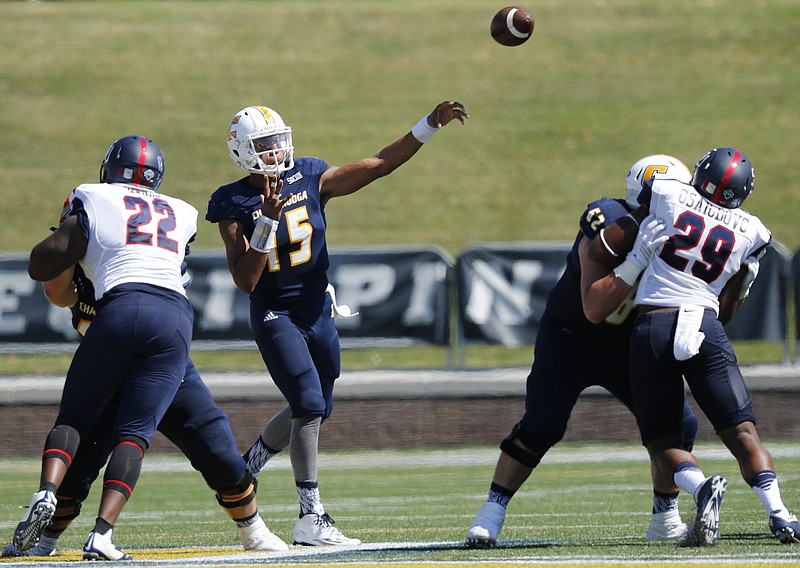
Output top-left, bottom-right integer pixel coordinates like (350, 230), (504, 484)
(249, 130), (294, 176)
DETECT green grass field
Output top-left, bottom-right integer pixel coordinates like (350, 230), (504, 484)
(2, 7), (799, 567)
(1, 0), (799, 256)
(2, 443), (800, 566)
(1, 0), (798, 370)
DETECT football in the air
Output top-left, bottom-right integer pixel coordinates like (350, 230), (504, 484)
(490, 6), (534, 47)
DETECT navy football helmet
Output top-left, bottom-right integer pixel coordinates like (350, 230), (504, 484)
(100, 135), (165, 190)
(691, 147), (754, 209)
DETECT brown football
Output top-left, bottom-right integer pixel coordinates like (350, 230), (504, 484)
(587, 207), (648, 269)
(490, 6), (534, 47)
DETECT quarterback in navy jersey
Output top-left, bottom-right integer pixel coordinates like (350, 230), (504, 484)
(2, 262), (288, 558)
(602, 148), (800, 546)
(466, 156), (700, 548)
(207, 102), (468, 546)
(208, 157), (331, 305)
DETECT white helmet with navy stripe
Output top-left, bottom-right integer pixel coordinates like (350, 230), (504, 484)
(625, 154), (691, 208)
(227, 106), (294, 175)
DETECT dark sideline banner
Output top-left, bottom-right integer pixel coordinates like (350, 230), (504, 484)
(0, 246), (454, 346)
(725, 242), (791, 343)
(456, 242), (792, 349)
(456, 242), (571, 347)
(0, 242), (791, 351)
(790, 249), (800, 363)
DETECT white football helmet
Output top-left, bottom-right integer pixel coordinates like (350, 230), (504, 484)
(227, 106), (294, 175)
(625, 154), (692, 207)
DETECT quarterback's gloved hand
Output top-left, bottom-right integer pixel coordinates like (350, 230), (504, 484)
(738, 256), (760, 301)
(614, 215), (668, 286)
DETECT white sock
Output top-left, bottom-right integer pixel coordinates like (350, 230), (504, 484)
(673, 464), (707, 500)
(751, 471), (790, 519)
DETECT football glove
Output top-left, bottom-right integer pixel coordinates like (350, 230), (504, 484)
(738, 256), (760, 301)
(614, 215), (668, 286)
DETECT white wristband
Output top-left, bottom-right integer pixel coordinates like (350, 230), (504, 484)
(411, 115), (439, 143)
(613, 258), (643, 286)
(250, 215), (279, 253)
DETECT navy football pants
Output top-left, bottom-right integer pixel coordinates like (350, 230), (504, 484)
(56, 284), (193, 448)
(519, 311), (697, 451)
(58, 358), (246, 501)
(249, 295), (340, 419)
(629, 309), (755, 446)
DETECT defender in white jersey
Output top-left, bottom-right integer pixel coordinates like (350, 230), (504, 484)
(7, 135), (198, 561)
(65, 182), (197, 299)
(609, 147), (799, 546)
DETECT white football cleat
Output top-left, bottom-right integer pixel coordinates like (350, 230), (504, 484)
(293, 513), (361, 546)
(11, 490), (57, 552)
(82, 529), (132, 561)
(239, 516), (288, 551)
(646, 510), (691, 541)
(466, 501), (506, 548)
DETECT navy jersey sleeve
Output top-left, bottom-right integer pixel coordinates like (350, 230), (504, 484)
(206, 178), (255, 224)
(578, 197), (632, 240)
(544, 195), (639, 347)
(67, 196), (91, 241)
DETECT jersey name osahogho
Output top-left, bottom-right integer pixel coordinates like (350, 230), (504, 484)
(674, 185), (752, 235)
(635, 177), (771, 314)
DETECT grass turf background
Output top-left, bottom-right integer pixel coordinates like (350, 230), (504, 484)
(1, 0), (799, 256)
(1, 1), (799, 370)
(2, 444), (800, 565)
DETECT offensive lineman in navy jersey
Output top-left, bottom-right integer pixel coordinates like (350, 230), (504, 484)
(466, 156), (700, 548)
(207, 102), (468, 546)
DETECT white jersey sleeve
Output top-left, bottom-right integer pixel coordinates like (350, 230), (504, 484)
(634, 178), (771, 314)
(70, 183), (199, 300)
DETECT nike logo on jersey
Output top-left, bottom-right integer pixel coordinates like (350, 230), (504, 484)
(263, 311), (278, 322)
